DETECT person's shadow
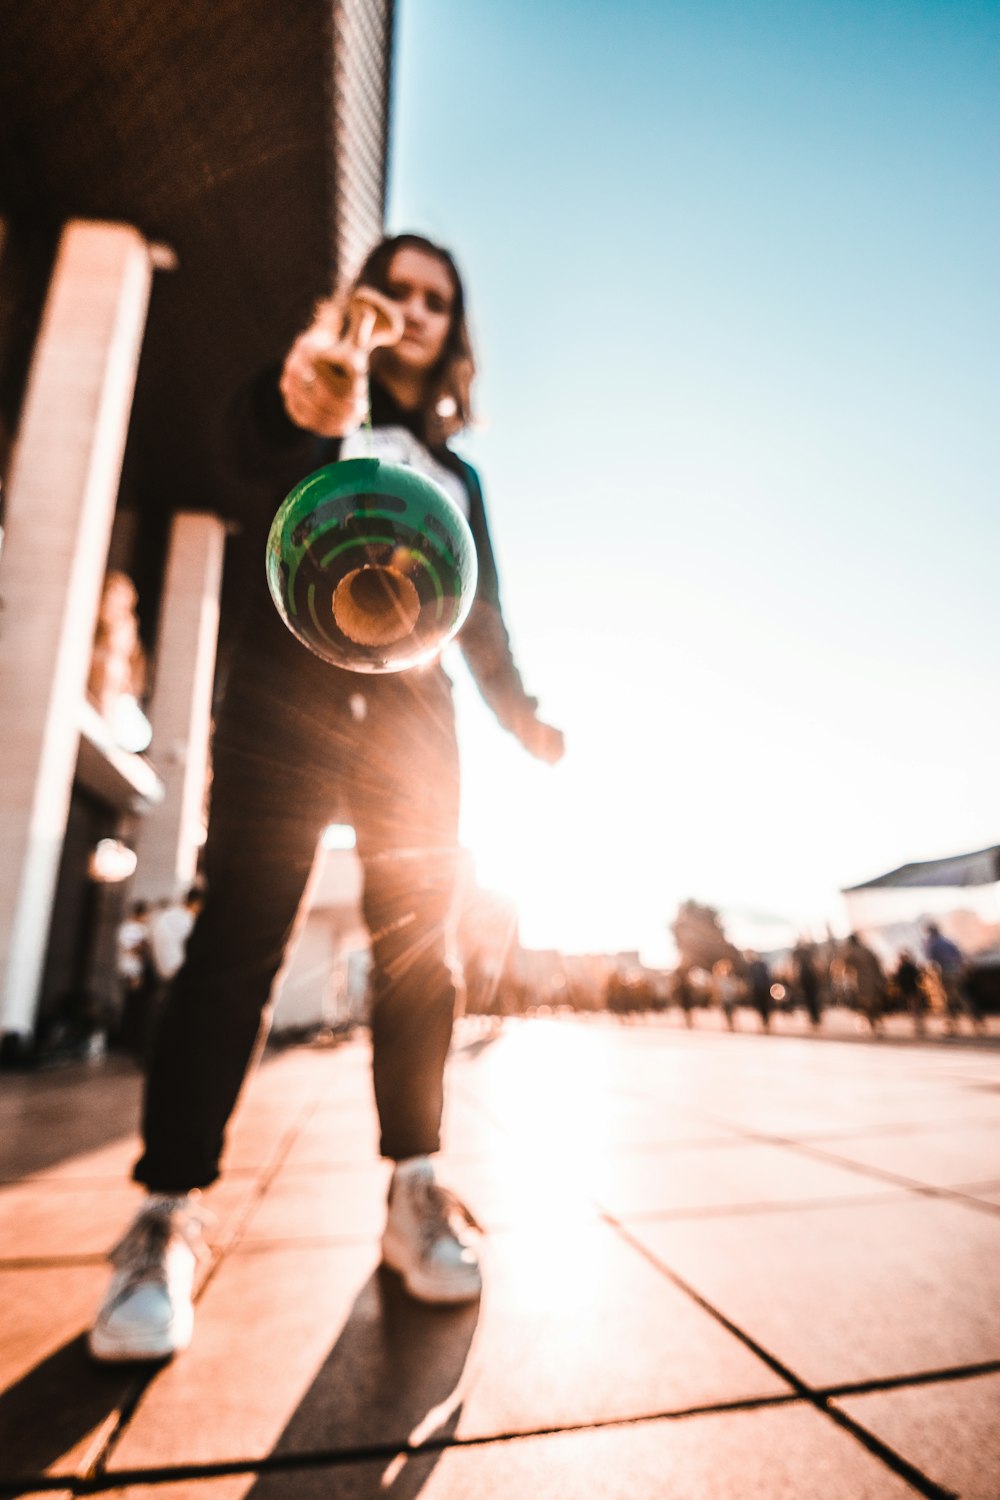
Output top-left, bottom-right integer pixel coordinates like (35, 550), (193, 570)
(0, 1334), (143, 1486)
(241, 1265), (480, 1497)
(0, 1266), (479, 1495)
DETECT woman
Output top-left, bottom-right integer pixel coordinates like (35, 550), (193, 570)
(90, 234), (563, 1362)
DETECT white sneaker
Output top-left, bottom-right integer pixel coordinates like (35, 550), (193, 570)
(381, 1157), (482, 1305)
(88, 1194), (207, 1362)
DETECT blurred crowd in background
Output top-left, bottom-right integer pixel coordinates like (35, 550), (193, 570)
(461, 900), (998, 1039)
(31, 889), (999, 1068)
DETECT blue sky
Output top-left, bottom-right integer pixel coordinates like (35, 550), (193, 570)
(386, 0), (999, 961)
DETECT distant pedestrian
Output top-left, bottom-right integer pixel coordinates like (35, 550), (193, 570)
(712, 959), (740, 1031)
(148, 889), (202, 986)
(141, 889), (204, 1058)
(924, 923), (983, 1033)
(842, 933), (886, 1035)
(115, 900), (153, 1055)
(892, 950), (926, 1036)
(745, 952), (773, 1032)
(673, 964), (696, 1027)
(792, 939), (822, 1029)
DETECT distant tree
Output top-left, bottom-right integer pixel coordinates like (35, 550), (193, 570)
(670, 900), (740, 972)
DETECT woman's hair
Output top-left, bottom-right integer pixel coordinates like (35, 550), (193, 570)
(319, 233), (476, 446)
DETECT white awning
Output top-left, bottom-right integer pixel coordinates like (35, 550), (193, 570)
(843, 846), (1000, 892)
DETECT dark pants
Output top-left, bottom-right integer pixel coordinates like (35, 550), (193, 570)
(135, 655), (463, 1193)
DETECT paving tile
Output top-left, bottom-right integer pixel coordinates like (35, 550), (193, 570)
(298, 1068), (379, 1110)
(808, 1124), (1000, 1189)
(578, 1139), (901, 1220)
(96, 1402), (921, 1498)
(13, 1135), (142, 1184)
(630, 1195), (1000, 1387)
(104, 1242), (381, 1471)
(451, 1222), (787, 1439)
(223, 1047), (378, 1171)
(486, 1087), (743, 1154)
(0, 1264), (135, 1481)
(804, 1086), (1000, 1129)
(278, 1093), (506, 1169)
(240, 1161), (391, 1243)
(434, 1150), (602, 1230)
(257, 1040), (374, 1106)
(0, 1066), (143, 1183)
(223, 1112), (310, 1173)
(250, 1047), (362, 1095)
(275, 1104), (381, 1168)
(835, 1371), (1000, 1500)
(698, 1101), (862, 1137)
(250, 1149), (597, 1244)
(439, 1098), (512, 1159)
(0, 1176), (256, 1261)
(456, 1022), (658, 1133)
(697, 1088), (978, 1140)
(614, 1041), (1000, 1141)
(105, 1223), (786, 1470)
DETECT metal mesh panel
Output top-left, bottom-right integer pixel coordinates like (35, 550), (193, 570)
(0, 0), (394, 598)
(333, 0), (395, 283)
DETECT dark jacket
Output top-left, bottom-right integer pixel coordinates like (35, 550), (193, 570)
(227, 369), (538, 735)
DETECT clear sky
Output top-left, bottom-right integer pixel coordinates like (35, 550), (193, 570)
(385, 0), (999, 964)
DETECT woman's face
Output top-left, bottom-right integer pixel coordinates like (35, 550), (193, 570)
(381, 247), (456, 374)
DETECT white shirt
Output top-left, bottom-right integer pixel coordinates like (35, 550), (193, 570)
(149, 903), (195, 980)
(116, 917), (148, 982)
(339, 426), (470, 517)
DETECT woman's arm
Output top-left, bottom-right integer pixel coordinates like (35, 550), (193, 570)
(458, 462), (564, 765)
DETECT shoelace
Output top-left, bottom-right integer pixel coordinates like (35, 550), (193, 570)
(108, 1199), (211, 1291)
(409, 1177), (483, 1255)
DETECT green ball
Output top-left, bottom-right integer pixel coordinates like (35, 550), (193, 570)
(266, 458), (478, 673)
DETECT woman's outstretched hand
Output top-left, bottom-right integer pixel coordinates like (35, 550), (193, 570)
(280, 320), (369, 438)
(281, 288), (403, 438)
(515, 713), (565, 766)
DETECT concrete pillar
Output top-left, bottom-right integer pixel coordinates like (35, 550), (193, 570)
(132, 512), (226, 900)
(0, 221), (153, 1037)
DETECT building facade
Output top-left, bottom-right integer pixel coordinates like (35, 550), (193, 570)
(0, 1), (394, 1057)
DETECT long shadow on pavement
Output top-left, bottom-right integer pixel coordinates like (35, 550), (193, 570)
(0, 1270), (479, 1494)
(239, 1266), (479, 1498)
(0, 1333), (141, 1489)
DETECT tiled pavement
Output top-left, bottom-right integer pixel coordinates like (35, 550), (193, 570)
(2, 1011), (999, 1498)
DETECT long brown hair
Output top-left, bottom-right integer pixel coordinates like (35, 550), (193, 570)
(322, 234), (476, 447)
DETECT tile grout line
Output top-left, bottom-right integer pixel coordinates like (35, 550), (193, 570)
(574, 1073), (1000, 1216)
(601, 1210), (955, 1500)
(823, 1358), (1000, 1401)
(716, 1126), (1000, 1221)
(212, 1187), (913, 1257)
(0, 1390), (909, 1497)
(447, 1043), (970, 1499)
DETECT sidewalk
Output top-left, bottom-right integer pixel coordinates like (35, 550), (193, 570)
(2, 1013), (999, 1498)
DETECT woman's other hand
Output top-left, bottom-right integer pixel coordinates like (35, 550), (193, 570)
(515, 712), (565, 765)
